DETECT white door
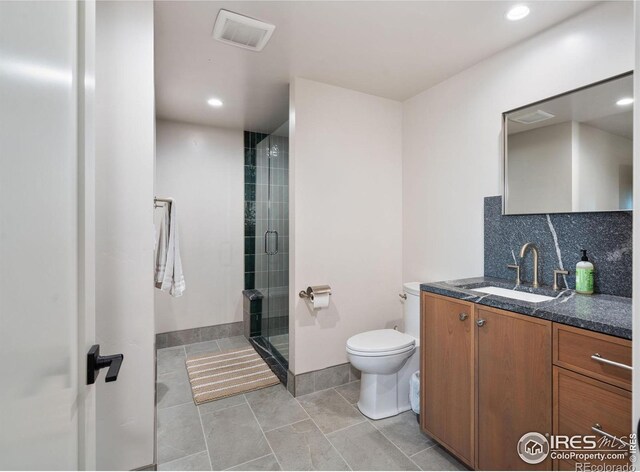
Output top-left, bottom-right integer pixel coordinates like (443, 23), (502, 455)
(0, 1), (97, 469)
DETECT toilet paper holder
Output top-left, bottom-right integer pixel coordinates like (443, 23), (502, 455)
(299, 285), (332, 300)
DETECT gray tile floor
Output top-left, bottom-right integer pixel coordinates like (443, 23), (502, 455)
(157, 337), (467, 471)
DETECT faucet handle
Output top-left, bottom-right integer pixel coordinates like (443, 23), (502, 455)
(553, 269), (570, 291)
(507, 264), (521, 286)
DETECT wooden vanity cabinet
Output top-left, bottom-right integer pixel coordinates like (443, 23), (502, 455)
(475, 306), (552, 471)
(420, 292), (475, 467)
(421, 291), (632, 471)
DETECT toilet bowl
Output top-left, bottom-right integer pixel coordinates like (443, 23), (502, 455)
(346, 282), (421, 420)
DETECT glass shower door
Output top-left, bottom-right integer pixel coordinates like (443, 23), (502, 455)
(253, 124), (289, 365)
(266, 126), (289, 363)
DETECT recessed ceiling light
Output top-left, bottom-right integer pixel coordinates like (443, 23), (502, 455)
(616, 97), (634, 106)
(207, 98), (223, 107)
(506, 5), (530, 21)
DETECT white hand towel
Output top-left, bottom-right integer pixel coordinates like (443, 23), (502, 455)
(154, 200), (185, 297)
(154, 206), (169, 285)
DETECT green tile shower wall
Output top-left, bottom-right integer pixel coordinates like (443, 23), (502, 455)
(244, 131), (269, 290)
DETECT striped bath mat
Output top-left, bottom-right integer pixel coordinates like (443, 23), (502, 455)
(186, 346), (280, 404)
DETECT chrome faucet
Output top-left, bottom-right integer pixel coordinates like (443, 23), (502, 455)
(519, 242), (540, 288)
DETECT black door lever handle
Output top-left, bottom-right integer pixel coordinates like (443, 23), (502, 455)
(103, 354), (123, 382)
(87, 344), (124, 384)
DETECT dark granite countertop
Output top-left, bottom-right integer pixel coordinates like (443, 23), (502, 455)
(420, 277), (632, 340)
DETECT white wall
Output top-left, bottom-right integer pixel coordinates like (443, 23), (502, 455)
(289, 78), (403, 374)
(402, 1), (634, 284)
(95, 1), (155, 469)
(507, 122), (573, 213)
(155, 120), (244, 333)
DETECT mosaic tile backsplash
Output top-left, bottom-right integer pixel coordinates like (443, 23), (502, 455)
(484, 196), (632, 298)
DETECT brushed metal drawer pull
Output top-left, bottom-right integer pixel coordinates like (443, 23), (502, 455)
(459, 313), (468, 321)
(476, 319), (486, 327)
(591, 353), (633, 371)
(592, 423), (630, 449)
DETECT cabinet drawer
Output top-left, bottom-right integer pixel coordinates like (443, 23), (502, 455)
(553, 324), (631, 390)
(554, 367), (631, 468)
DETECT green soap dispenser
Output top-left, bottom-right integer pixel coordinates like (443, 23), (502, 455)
(575, 249), (594, 295)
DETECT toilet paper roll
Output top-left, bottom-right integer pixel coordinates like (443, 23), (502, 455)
(311, 292), (330, 309)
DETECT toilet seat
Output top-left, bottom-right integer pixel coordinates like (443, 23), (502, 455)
(346, 344), (415, 357)
(346, 329), (415, 356)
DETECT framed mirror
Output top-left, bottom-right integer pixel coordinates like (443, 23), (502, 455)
(503, 72), (633, 215)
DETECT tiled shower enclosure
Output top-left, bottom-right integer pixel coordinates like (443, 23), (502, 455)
(243, 126), (290, 369)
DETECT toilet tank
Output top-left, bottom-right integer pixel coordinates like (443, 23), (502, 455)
(403, 282), (421, 339)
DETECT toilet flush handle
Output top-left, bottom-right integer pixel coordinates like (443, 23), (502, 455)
(399, 293), (407, 300)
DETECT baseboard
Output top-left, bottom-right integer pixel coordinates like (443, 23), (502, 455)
(156, 321), (243, 349)
(289, 363), (361, 397)
(132, 463), (156, 471)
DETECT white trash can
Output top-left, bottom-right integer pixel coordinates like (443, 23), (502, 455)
(410, 371), (420, 414)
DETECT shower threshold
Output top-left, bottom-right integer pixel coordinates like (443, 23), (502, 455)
(248, 335), (289, 386)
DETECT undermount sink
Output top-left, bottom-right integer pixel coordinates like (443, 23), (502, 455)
(471, 286), (555, 303)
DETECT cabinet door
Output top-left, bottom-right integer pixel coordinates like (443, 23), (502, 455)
(421, 293), (474, 466)
(476, 307), (552, 471)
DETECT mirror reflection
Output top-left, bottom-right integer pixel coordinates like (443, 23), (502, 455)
(504, 73), (633, 215)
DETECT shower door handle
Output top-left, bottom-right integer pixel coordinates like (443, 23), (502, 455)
(264, 231), (278, 255)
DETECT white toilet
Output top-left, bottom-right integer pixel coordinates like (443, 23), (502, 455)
(346, 282), (421, 419)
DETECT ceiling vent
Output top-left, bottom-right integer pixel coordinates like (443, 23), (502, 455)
(510, 110), (556, 125)
(212, 10), (275, 52)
